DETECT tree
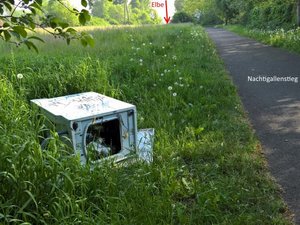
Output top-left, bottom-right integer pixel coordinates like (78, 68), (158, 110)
(46, 0), (79, 26)
(215, 0), (238, 25)
(91, 0), (105, 17)
(171, 11), (194, 23)
(297, 0), (300, 26)
(0, 0), (94, 51)
(175, 0), (185, 11)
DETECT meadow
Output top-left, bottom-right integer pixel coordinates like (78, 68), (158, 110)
(0, 24), (292, 224)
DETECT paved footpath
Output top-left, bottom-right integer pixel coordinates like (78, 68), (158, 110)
(206, 28), (300, 224)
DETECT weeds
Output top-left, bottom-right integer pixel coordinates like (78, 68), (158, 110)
(225, 25), (300, 54)
(0, 24), (291, 224)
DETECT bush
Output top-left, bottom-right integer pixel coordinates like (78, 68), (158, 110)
(248, 0), (296, 29)
(87, 16), (110, 26)
(171, 11), (194, 23)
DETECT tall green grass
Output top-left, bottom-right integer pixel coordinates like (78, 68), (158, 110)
(0, 24), (291, 224)
(224, 25), (300, 54)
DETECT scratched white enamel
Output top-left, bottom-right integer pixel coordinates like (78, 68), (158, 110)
(31, 92), (135, 121)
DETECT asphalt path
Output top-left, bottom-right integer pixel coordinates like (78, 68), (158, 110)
(206, 28), (300, 224)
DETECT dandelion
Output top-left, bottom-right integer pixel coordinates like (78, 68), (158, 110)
(162, 46), (165, 49)
(168, 86), (173, 91)
(149, 42), (153, 45)
(167, 70), (171, 73)
(142, 43), (146, 46)
(130, 58), (134, 61)
(140, 63), (143, 66)
(179, 84), (184, 87)
(172, 55), (177, 60)
(17, 73), (23, 79)
(131, 39), (134, 42)
(161, 73), (164, 77)
(164, 69), (167, 73)
(188, 103), (193, 107)
(153, 51), (156, 54)
(139, 59), (143, 63)
(136, 48), (140, 51)
(164, 54), (167, 57)
(153, 83), (157, 87)
(200, 85), (203, 89)
(179, 77), (183, 80)
(169, 112), (173, 116)
(174, 82), (179, 86)
(173, 92), (177, 97)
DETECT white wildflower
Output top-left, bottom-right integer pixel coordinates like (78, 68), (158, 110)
(173, 92), (177, 97)
(168, 86), (173, 91)
(17, 73), (23, 79)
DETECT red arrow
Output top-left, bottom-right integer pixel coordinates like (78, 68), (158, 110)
(163, 0), (170, 24)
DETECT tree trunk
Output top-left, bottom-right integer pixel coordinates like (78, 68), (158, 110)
(123, 0), (129, 24)
(297, 0), (300, 26)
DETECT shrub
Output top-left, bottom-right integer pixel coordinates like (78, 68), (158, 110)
(171, 12), (194, 23)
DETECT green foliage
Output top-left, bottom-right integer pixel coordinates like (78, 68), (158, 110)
(180, 0), (298, 28)
(248, 0), (296, 29)
(0, 0), (93, 50)
(215, 0), (239, 25)
(171, 12), (194, 23)
(0, 24), (291, 224)
(87, 16), (110, 26)
(175, 0), (184, 12)
(46, 0), (79, 26)
(91, 0), (161, 25)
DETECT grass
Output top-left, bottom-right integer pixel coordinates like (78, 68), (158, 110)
(0, 24), (292, 224)
(223, 25), (300, 54)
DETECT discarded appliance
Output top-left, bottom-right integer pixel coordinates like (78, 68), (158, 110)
(31, 92), (154, 164)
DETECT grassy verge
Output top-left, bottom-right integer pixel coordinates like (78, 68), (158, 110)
(223, 25), (300, 54)
(0, 24), (292, 224)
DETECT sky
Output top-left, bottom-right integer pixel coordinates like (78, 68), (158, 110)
(150, 0), (176, 22)
(69, 0), (176, 24)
